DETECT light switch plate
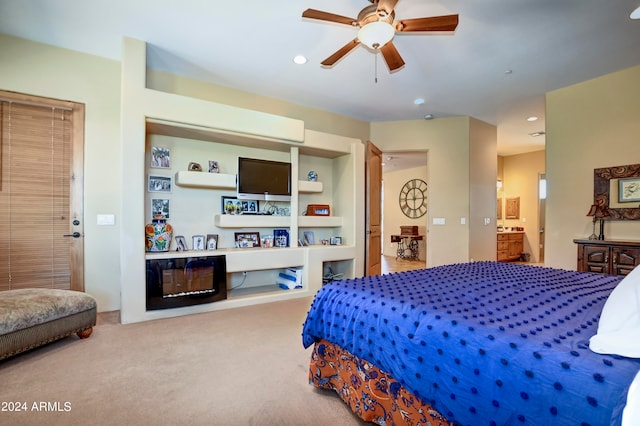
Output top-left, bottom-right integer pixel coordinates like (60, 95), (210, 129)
(97, 214), (115, 226)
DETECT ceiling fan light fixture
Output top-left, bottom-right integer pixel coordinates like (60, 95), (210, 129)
(357, 21), (395, 49)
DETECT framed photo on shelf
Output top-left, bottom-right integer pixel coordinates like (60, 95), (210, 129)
(330, 236), (342, 246)
(192, 235), (205, 251)
(206, 234), (219, 250)
(151, 198), (170, 219)
(150, 146), (171, 169)
(619, 177), (640, 202)
(175, 235), (188, 251)
(221, 196), (259, 215)
(235, 232), (261, 248)
(261, 235), (274, 248)
(148, 175), (172, 193)
(303, 231), (315, 246)
(274, 229), (289, 248)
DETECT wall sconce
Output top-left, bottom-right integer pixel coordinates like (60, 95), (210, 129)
(586, 204), (610, 240)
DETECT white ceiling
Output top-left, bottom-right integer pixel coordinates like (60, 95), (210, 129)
(1, 0), (639, 158)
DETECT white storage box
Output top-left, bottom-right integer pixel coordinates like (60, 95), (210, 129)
(277, 268), (302, 290)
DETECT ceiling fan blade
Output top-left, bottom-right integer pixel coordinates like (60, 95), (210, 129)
(395, 14), (459, 32)
(302, 9), (356, 26)
(376, 0), (399, 17)
(380, 42), (405, 71)
(321, 39), (361, 67)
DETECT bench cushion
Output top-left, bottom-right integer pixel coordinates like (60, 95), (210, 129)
(0, 289), (97, 335)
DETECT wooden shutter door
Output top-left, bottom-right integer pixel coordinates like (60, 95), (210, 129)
(0, 91), (84, 291)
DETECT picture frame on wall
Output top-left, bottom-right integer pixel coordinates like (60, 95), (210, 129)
(150, 146), (171, 169)
(235, 232), (261, 248)
(148, 175), (172, 193)
(151, 198), (170, 219)
(619, 177), (640, 202)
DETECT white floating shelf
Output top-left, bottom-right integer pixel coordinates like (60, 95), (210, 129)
(298, 216), (343, 228)
(175, 171), (236, 189)
(214, 214), (291, 228)
(298, 180), (323, 193)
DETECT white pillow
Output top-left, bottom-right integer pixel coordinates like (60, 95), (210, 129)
(589, 264), (640, 357)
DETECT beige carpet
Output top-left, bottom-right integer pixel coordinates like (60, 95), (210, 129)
(0, 297), (369, 425)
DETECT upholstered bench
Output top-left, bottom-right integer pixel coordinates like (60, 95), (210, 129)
(0, 288), (97, 361)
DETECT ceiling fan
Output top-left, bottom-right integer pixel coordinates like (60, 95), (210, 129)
(302, 0), (458, 72)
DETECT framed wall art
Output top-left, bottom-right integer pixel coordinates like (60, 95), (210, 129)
(148, 175), (172, 193)
(151, 198), (170, 219)
(150, 146), (171, 169)
(619, 177), (640, 202)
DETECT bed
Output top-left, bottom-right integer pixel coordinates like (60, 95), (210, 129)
(302, 261), (640, 425)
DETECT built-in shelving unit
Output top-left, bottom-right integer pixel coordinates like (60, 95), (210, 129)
(143, 119), (364, 318)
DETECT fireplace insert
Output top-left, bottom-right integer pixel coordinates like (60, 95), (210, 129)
(146, 255), (227, 310)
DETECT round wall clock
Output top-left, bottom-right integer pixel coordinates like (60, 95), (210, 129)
(399, 179), (428, 218)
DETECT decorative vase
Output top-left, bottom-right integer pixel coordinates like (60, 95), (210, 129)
(145, 216), (173, 252)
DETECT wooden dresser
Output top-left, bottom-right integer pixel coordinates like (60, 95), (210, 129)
(497, 232), (524, 261)
(574, 239), (640, 277)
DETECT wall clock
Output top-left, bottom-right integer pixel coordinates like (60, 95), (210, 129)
(399, 179), (428, 218)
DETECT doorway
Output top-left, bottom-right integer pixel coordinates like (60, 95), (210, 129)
(380, 151), (428, 272)
(0, 91), (85, 291)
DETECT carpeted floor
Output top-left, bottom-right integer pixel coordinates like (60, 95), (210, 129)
(0, 296), (368, 426)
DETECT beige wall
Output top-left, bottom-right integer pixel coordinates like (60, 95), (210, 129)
(546, 65), (640, 269)
(371, 118), (474, 266)
(382, 165), (428, 261)
(500, 150), (545, 263)
(0, 34), (122, 311)
(469, 118), (498, 261)
(147, 70), (370, 144)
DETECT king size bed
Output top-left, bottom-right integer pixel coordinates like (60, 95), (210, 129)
(302, 261), (640, 425)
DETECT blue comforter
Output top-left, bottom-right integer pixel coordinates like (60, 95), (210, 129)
(302, 262), (640, 425)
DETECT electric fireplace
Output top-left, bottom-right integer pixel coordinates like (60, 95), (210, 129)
(145, 255), (227, 310)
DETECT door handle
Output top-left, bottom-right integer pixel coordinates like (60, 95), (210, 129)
(63, 232), (81, 238)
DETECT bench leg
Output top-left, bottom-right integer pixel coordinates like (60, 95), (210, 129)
(76, 327), (93, 339)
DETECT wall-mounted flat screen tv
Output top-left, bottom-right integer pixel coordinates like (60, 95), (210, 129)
(237, 157), (291, 202)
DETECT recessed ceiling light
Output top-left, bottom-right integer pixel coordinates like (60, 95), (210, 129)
(424, 114), (434, 120)
(631, 6), (640, 19)
(504, 69), (513, 75)
(414, 97), (425, 105)
(293, 55), (307, 65)
(529, 131), (546, 137)
(527, 116), (538, 122)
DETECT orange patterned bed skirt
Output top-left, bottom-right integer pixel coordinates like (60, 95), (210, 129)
(309, 339), (453, 425)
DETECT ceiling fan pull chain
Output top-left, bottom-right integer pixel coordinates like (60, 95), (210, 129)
(375, 53), (378, 84)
